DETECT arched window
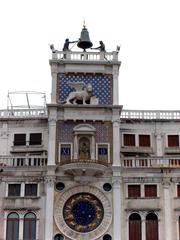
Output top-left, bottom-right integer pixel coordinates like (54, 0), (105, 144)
(146, 213), (158, 240)
(23, 212), (36, 240)
(6, 212), (19, 240)
(129, 213), (141, 240)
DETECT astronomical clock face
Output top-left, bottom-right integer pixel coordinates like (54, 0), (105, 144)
(54, 186), (112, 240)
(63, 193), (104, 233)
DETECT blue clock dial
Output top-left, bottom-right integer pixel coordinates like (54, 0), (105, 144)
(63, 193), (104, 233)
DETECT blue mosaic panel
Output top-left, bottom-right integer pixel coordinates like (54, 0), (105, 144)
(58, 122), (112, 143)
(58, 74), (112, 105)
(58, 122), (75, 142)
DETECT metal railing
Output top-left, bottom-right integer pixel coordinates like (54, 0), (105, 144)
(123, 156), (180, 168)
(0, 155), (47, 167)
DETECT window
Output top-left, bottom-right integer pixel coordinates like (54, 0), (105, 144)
(177, 185), (180, 197)
(124, 134), (135, 146)
(14, 134), (26, 146)
(60, 144), (71, 162)
(179, 216), (180, 240)
(128, 185), (141, 198)
(129, 213), (141, 240)
(146, 213), (158, 240)
(168, 135), (179, 147)
(23, 213), (36, 240)
(29, 133), (42, 145)
(139, 135), (150, 147)
(6, 213), (19, 240)
(144, 185), (157, 197)
(25, 184), (37, 197)
(97, 144), (109, 162)
(8, 184), (21, 197)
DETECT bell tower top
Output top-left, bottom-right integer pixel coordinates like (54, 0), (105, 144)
(77, 24), (93, 51)
(49, 27), (121, 106)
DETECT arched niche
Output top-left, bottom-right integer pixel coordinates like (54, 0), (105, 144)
(73, 124), (96, 161)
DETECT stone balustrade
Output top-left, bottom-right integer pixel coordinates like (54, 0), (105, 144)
(1, 108), (180, 121)
(123, 156), (180, 168)
(0, 155), (47, 167)
(52, 50), (119, 61)
(0, 108), (47, 118)
(121, 110), (180, 120)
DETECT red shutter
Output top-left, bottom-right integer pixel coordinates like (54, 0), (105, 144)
(124, 134), (135, 146)
(144, 185), (157, 197)
(139, 135), (150, 147)
(177, 185), (180, 197)
(146, 214), (158, 240)
(129, 214), (141, 240)
(128, 185), (141, 198)
(168, 135), (179, 147)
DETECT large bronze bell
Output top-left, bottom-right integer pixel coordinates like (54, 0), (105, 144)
(77, 26), (93, 51)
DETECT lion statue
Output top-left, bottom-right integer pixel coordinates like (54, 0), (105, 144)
(64, 82), (93, 105)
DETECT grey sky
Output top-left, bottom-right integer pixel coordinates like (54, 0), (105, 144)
(0, 0), (180, 110)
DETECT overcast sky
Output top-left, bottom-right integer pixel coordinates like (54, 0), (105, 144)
(0, 0), (180, 110)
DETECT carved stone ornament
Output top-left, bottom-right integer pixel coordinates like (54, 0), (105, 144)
(161, 177), (172, 188)
(44, 176), (56, 187)
(64, 82), (98, 105)
(54, 185), (112, 240)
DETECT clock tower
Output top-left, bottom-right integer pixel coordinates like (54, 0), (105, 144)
(46, 26), (122, 240)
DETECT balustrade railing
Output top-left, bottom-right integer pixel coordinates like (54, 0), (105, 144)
(52, 51), (119, 61)
(0, 155), (47, 167)
(121, 110), (180, 120)
(0, 108), (47, 118)
(60, 158), (109, 166)
(123, 156), (180, 168)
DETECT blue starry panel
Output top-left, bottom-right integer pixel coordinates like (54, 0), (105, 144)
(58, 74), (113, 105)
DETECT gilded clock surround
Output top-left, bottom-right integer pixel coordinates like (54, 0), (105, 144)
(54, 186), (112, 240)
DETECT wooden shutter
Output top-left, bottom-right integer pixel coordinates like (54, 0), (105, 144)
(177, 185), (180, 197)
(29, 133), (42, 145)
(168, 135), (179, 147)
(129, 214), (141, 240)
(139, 135), (150, 147)
(144, 185), (157, 197)
(146, 213), (158, 240)
(128, 185), (141, 198)
(14, 134), (26, 146)
(124, 134), (135, 146)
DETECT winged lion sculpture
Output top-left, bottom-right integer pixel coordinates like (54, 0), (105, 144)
(64, 82), (93, 105)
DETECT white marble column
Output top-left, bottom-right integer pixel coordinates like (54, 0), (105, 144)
(91, 136), (95, 161)
(141, 215), (146, 240)
(74, 134), (78, 160)
(112, 65), (120, 105)
(50, 63), (58, 104)
(113, 118), (120, 166)
(113, 179), (122, 240)
(162, 180), (172, 240)
(44, 176), (55, 240)
(19, 213), (24, 240)
(48, 110), (57, 165)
